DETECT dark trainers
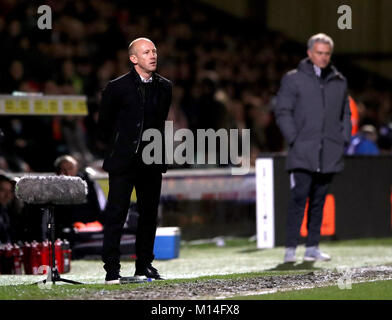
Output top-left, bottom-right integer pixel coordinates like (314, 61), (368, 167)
(135, 264), (164, 280)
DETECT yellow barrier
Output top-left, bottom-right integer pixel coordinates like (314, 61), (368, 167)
(0, 94), (87, 115)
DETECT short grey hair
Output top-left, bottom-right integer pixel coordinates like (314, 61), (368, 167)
(307, 33), (334, 51)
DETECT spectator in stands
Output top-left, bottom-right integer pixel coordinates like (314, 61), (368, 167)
(378, 122), (392, 154)
(274, 33), (351, 263)
(13, 155), (106, 243)
(0, 174), (14, 243)
(346, 125), (380, 155)
(0, 174), (27, 243)
(0, 0), (390, 171)
(53, 155), (106, 226)
(349, 96), (359, 136)
(59, 116), (95, 168)
(7, 177), (25, 241)
(0, 117), (33, 172)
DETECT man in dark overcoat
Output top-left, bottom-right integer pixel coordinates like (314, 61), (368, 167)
(275, 33), (351, 263)
(98, 38), (172, 283)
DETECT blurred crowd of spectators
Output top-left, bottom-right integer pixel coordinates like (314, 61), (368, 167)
(0, 0), (392, 174)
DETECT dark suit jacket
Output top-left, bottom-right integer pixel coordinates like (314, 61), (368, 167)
(98, 67), (172, 174)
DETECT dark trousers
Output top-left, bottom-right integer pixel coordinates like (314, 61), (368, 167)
(285, 169), (333, 248)
(102, 167), (162, 275)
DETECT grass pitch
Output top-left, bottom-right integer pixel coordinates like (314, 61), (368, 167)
(0, 237), (391, 299)
(232, 279), (392, 300)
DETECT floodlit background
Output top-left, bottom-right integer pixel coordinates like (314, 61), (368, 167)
(1, 0), (391, 172)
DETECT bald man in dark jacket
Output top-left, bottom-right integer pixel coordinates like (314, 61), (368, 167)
(98, 38), (172, 284)
(275, 33), (351, 263)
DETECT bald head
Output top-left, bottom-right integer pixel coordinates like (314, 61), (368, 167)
(54, 155), (79, 176)
(128, 38), (154, 57)
(128, 37), (158, 78)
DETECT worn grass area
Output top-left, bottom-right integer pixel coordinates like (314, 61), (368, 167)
(0, 237), (391, 299)
(231, 279), (392, 300)
(0, 270), (306, 300)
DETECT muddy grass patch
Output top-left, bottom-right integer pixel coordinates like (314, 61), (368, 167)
(69, 265), (392, 300)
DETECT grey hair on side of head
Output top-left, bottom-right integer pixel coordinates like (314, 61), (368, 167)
(307, 33), (334, 51)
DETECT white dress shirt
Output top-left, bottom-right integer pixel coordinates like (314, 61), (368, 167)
(140, 75), (153, 83)
(313, 65), (322, 78)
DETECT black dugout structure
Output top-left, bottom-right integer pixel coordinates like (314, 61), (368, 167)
(268, 155), (392, 246)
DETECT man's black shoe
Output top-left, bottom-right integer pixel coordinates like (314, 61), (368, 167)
(134, 264), (165, 280)
(105, 272), (121, 285)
